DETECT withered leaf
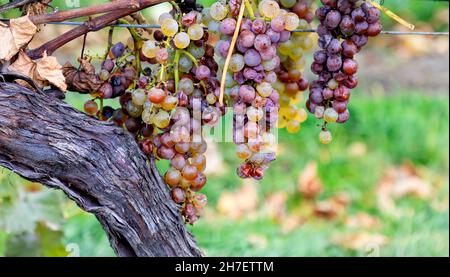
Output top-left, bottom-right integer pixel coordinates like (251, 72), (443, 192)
(62, 61), (103, 94)
(35, 52), (67, 91)
(0, 16), (37, 61)
(9, 51), (66, 91)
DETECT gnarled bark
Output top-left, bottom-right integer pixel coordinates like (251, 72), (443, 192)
(0, 81), (202, 257)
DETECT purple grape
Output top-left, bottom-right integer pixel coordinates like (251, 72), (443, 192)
(244, 49), (261, 67)
(314, 50), (328, 64)
(270, 16), (285, 32)
(219, 40), (231, 57)
(239, 30), (256, 48)
(266, 28), (281, 43)
(339, 15), (355, 37)
(324, 10), (342, 30)
(355, 21), (369, 34)
(327, 38), (342, 54)
(259, 45), (276, 61)
(254, 34), (271, 51)
(279, 30), (291, 42)
(243, 68), (258, 80)
(239, 85), (256, 103)
(252, 19), (267, 34)
(326, 55), (343, 72)
(195, 65), (211, 80)
(220, 18), (237, 36)
(337, 109), (350, 123)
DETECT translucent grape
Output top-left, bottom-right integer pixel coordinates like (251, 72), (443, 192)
(247, 106), (264, 122)
(187, 24), (204, 41)
(236, 144), (252, 160)
(229, 54), (245, 73)
(161, 18), (178, 37)
(132, 89), (147, 106)
(284, 12), (300, 31)
(210, 2), (228, 21)
(142, 40), (157, 59)
(259, 0), (280, 19)
(323, 108), (338, 123)
(174, 32), (190, 49)
(256, 82), (273, 97)
(154, 110), (171, 129)
(286, 120), (300, 133)
(179, 78), (194, 95)
(319, 130), (332, 144)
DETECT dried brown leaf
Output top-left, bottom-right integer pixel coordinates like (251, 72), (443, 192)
(263, 192), (288, 221)
(62, 62), (103, 93)
(9, 50), (36, 77)
(0, 16), (37, 61)
(216, 181), (258, 219)
(345, 213), (381, 229)
(9, 51), (66, 91)
(333, 232), (389, 251)
(298, 162), (323, 199)
(376, 163), (434, 214)
(35, 52), (67, 91)
(313, 193), (350, 220)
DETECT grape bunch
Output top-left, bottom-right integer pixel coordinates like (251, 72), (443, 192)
(308, 0), (381, 143)
(274, 0), (315, 133)
(83, 3), (224, 224)
(83, 42), (138, 120)
(203, 0), (303, 179)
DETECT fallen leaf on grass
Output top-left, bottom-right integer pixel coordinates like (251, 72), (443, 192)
(376, 162), (433, 214)
(247, 234), (268, 249)
(216, 180), (258, 219)
(263, 191), (288, 222)
(345, 213), (380, 229)
(9, 51), (67, 91)
(0, 16), (37, 61)
(332, 232), (389, 251)
(298, 162), (323, 199)
(280, 213), (306, 234)
(313, 193), (351, 220)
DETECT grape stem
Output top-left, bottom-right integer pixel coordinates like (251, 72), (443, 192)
(118, 18), (143, 74)
(180, 50), (198, 66)
(103, 27), (115, 60)
(174, 50), (181, 92)
(219, 0), (247, 106)
(159, 64), (166, 83)
(244, 0), (256, 21)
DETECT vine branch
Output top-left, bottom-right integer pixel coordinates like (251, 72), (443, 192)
(27, 0), (169, 59)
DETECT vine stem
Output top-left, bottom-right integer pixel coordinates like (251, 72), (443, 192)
(244, 0), (256, 21)
(29, 0), (165, 25)
(174, 50), (181, 92)
(118, 18), (142, 74)
(219, 0), (247, 105)
(180, 50), (199, 66)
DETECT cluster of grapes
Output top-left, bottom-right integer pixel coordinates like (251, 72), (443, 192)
(308, 0), (381, 144)
(274, 0), (315, 133)
(83, 42), (139, 120)
(203, 0), (303, 179)
(83, 3), (228, 224)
